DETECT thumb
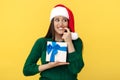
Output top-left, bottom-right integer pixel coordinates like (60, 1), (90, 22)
(62, 35), (64, 40)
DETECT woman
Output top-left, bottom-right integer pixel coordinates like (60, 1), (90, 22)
(23, 4), (84, 80)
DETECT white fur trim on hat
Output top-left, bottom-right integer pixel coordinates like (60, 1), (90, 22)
(50, 7), (69, 21)
(71, 32), (78, 40)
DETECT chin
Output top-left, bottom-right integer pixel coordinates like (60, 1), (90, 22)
(59, 31), (64, 34)
(56, 31), (64, 35)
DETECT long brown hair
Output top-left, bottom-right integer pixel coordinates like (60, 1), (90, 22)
(44, 19), (55, 40)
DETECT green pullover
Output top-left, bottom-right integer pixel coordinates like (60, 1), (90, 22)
(23, 37), (84, 80)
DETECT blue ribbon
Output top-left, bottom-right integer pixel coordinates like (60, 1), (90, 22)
(47, 42), (67, 62)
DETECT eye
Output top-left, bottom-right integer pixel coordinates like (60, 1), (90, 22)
(63, 19), (68, 22)
(54, 18), (60, 22)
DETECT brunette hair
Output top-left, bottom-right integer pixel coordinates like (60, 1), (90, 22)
(44, 19), (55, 40)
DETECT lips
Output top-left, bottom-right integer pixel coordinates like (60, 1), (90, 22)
(58, 27), (64, 30)
(56, 27), (65, 34)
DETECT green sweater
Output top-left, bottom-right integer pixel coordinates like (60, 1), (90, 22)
(23, 37), (84, 80)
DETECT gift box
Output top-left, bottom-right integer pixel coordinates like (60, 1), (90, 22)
(46, 41), (67, 62)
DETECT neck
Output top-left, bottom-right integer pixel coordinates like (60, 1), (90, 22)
(55, 34), (63, 42)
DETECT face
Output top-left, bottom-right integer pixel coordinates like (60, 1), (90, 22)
(54, 16), (68, 35)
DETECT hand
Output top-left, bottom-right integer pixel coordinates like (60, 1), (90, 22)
(39, 61), (69, 72)
(62, 28), (75, 53)
(62, 28), (72, 42)
(48, 61), (69, 68)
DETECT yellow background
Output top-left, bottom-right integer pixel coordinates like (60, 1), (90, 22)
(0, 0), (120, 80)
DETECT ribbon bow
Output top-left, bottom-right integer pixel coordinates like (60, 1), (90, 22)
(47, 42), (67, 62)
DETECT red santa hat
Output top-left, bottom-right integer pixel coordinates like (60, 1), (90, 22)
(50, 4), (78, 40)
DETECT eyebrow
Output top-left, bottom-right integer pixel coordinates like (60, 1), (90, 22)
(54, 17), (68, 20)
(63, 17), (68, 20)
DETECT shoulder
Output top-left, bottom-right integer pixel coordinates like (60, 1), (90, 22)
(35, 37), (52, 44)
(31, 37), (47, 49)
(72, 37), (83, 49)
(73, 37), (83, 44)
(33, 37), (46, 45)
(36, 37), (46, 42)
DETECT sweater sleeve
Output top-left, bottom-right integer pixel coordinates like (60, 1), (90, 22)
(67, 38), (84, 74)
(23, 38), (45, 76)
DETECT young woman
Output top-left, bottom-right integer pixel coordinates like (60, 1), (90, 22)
(23, 4), (84, 80)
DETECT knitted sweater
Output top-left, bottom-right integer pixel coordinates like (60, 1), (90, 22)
(23, 37), (84, 80)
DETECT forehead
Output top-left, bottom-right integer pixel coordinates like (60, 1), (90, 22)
(54, 16), (68, 19)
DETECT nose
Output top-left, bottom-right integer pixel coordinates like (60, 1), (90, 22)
(59, 21), (63, 27)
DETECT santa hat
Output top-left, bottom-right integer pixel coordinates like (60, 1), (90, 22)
(50, 4), (78, 40)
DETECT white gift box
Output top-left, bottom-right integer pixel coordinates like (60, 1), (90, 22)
(46, 41), (67, 62)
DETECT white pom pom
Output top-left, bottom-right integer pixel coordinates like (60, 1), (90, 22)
(71, 32), (78, 40)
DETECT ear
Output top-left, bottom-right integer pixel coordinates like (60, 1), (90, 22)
(71, 32), (78, 40)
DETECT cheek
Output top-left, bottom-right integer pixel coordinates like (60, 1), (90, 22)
(64, 23), (68, 27)
(54, 22), (57, 27)
(54, 23), (58, 30)
(53, 23), (56, 28)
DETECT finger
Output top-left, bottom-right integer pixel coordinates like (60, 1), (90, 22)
(55, 61), (70, 65)
(62, 33), (66, 39)
(64, 28), (70, 33)
(65, 62), (70, 64)
(58, 62), (70, 65)
(63, 32), (67, 35)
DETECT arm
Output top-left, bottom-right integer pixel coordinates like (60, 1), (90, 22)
(67, 38), (84, 74)
(23, 38), (45, 76)
(23, 38), (69, 76)
(62, 28), (84, 74)
(38, 61), (69, 72)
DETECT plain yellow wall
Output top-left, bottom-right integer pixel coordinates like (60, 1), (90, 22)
(0, 0), (120, 80)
